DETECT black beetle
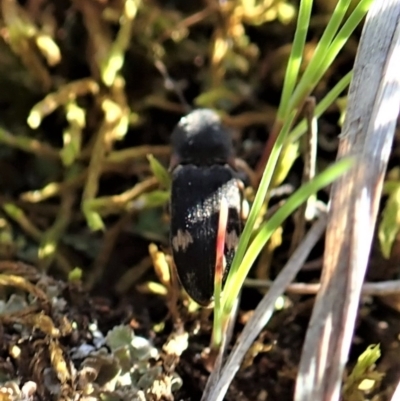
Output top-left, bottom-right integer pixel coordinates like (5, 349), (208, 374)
(169, 109), (245, 306)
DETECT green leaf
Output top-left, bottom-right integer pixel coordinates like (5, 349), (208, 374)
(129, 190), (170, 211)
(82, 201), (105, 232)
(271, 140), (300, 188)
(223, 156), (354, 312)
(194, 87), (239, 108)
(343, 344), (384, 401)
(68, 267), (83, 282)
(147, 154), (171, 190)
(106, 325), (135, 352)
(378, 184), (400, 259)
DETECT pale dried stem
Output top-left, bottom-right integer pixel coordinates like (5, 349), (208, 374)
(390, 379), (400, 401)
(295, 2), (400, 401)
(245, 278), (400, 296)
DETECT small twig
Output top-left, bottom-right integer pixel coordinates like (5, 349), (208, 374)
(304, 98), (318, 220)
(301, 257), (323, 271)
(2, 203), (72, 274)
(222, 107), (276, 130)
(289, 97), (317, 254)
(20, 159), (155, 203)
(21, 171), (87, 203)
(3, 203), (42, 241)
(114, 256), (152, 295)
(27, 78), (99, 129)
(157, 4), (216, 43)
(73, 0), (112, 81)
(85, 214), (130, 290)
(245, 278), (400, 296)
(105, 145), (170, 164)
(154, 59), (191, 113)
(60, 101), (86, 166)
(0, 126), (59, 159)
(1, 0), (53, 90)
(268, 183), (295, 198)
(234, 158), (257, 189)
(201, 211), (328, 401)
(81, 98), (119, 231)
(0, 261), (41, 280)
(38, 191), (75, 271)
(85, 176), (159, 216)
(0, 274), (50, 312)
(100, 0), (138, 86)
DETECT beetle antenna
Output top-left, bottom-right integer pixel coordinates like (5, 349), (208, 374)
(154, 59), (192, 113)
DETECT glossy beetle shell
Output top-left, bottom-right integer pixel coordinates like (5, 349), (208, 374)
(170, 164), (242, 305)
(169, 109), (244, 306)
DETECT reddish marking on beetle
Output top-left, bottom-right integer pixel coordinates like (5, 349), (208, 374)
(215, 198), (228, 285)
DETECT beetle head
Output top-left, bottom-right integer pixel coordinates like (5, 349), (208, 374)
(170, 109), (235, 169)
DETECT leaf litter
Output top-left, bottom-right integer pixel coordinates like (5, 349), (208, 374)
(0, 261), (184, 401)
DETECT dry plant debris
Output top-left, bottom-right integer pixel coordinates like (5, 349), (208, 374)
(0, 261), (183, 401)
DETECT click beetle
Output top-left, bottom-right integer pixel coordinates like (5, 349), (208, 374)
(169, 109), (246, 306)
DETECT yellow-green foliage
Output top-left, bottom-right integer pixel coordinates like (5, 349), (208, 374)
(147, 155), (171, 190)
(342, 344), (384, 401)
(379, 167), (400, 259)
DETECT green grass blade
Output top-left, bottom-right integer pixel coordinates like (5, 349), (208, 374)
(315, 0), (374, 82)
(288, 0), (351, 111)
(288, 0), (372, 111)
(288, 70), (352, 142)
(222, 156), (354, 310)
(226, 110), (297, 282)
(278, 0), (314, 120)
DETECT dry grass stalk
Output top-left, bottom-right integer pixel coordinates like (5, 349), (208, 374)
(245, 278), (400, 296)
(295, 2), (400, 401)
